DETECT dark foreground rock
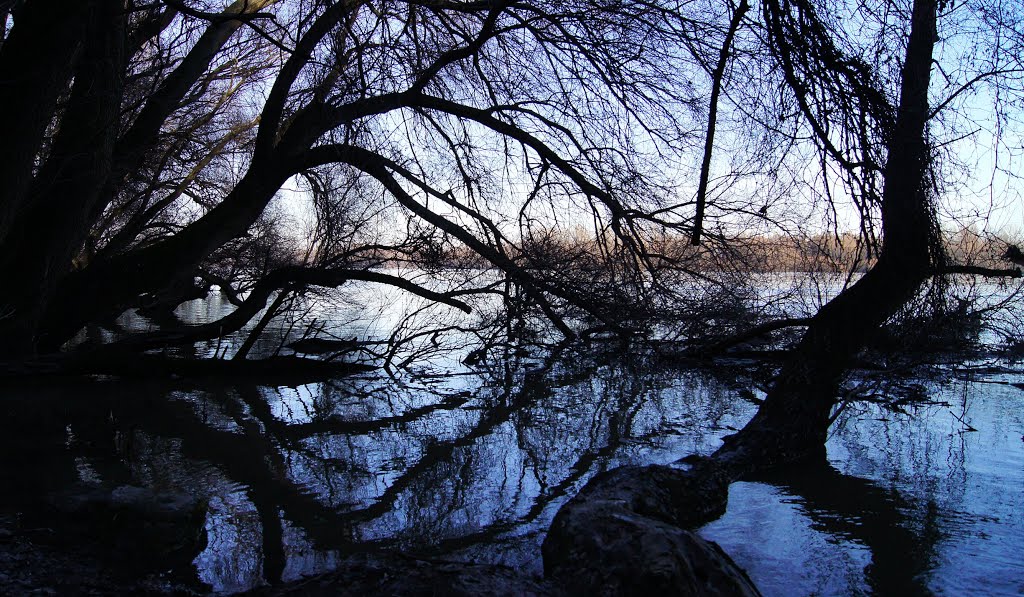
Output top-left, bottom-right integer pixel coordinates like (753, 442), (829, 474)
(0, 512), (202, 596)
(4, 469), (758, 595)
(0, 483), (210, 594)
(543, 464), (759, 596)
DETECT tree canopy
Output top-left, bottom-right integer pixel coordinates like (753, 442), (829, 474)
(0, 0), (1021, 371)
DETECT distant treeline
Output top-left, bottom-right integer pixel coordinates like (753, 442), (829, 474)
(387, 228), (1019, 274)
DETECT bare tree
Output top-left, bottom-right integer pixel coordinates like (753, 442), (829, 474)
(543, 0), (1024, 592)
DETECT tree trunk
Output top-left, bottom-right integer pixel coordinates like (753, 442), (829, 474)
(0, 0), (280, 358)
(544, 0), (940, 592)
(34, 163), (292, 351)
(0, 0), (89, 244)
(0, 0), (125, 358)
(714, 0), (939, 470)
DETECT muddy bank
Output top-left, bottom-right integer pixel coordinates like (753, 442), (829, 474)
(0, 514), (199, 596)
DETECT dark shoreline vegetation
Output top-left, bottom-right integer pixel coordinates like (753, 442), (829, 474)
(2, 0), (1024, 594)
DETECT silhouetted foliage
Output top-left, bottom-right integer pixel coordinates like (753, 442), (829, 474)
(1, 0), (1021, 376)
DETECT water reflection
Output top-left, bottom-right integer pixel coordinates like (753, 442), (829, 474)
(754, 463), (942, 595)
(1, 355), (1022, 595)
(703, 377), (1024, 596)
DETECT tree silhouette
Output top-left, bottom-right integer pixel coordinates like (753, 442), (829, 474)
(544, 0), (1024, 591)
(0, 0), (763, 367)
(1, 0), (1018, 373)
(3, 0), (1024, 592)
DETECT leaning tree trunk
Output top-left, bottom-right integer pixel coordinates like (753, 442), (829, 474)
(544, 0), (940, 592)
(714, 0), (939, 471)
(0, 0), (89, 245)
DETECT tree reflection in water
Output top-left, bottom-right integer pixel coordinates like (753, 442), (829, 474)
(703, 377), (1024, 596)
(1, 354), (1021, 594)
(745, 463), (943, 595)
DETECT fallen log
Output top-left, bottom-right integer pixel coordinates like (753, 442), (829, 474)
(287, 337), (361, 354)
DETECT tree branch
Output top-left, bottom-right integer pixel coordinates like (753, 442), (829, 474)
(697, 316), (812, 356)
(692, 0), (749, 245)
(933, 264), (1022, 278)
(161, 0), (276, 23)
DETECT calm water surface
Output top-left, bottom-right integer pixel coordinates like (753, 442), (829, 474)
(5, 281), (1024, 594)
(2, 350), (1021, 595)
(704, 373), (1024, 596)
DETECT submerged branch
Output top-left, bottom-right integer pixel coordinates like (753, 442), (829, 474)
(934, 264), (1022, 278)
(696, 316), (812, 356)
(108, 266), (470, 358)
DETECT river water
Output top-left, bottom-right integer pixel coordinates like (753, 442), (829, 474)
(2, 281), (1023, 595)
